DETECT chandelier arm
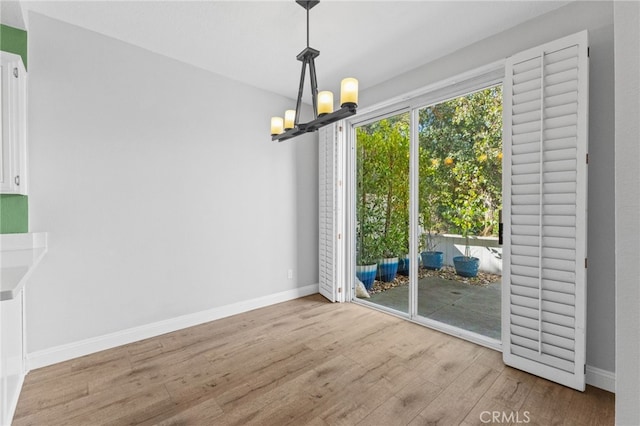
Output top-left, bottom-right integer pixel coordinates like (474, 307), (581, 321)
(308, 57), (319, 119)
(272, 104), (356, 142)
(294, 59), (308, 127)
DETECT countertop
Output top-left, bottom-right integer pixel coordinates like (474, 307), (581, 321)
(0, 232), (48, 301)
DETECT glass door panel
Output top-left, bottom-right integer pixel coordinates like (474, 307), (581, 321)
(416, 86), (503, 339)
(354, 112), (411, 314)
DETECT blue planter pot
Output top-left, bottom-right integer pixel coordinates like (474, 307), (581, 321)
(378, 257), (399, 282)
(421, 251), (444, 270)
(356, 264), (378, 290)
(453, 256), (480, 277)
(397, 257), (410, 276)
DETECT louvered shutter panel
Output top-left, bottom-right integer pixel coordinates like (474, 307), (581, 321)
(319, 124), (343, 302)
(502, 31), (589, 391)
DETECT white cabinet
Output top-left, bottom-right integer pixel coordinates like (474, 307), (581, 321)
(0, 51), (27, 195)
(0, 291), (25, 426)
(0, 233), (47, 425)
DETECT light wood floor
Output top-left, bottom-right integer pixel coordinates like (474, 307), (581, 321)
(14, 294), (614, 425)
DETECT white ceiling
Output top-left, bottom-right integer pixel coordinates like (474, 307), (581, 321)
(20, 1), (571, 101)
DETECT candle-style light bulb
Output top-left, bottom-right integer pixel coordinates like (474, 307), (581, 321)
(340, 78), (358, 108)
(270, 117), (284, 136)
(284, 110), (296, 130)
(318, 91), (334, 116)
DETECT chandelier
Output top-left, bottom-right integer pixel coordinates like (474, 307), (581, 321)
(270, 0), (358, 142)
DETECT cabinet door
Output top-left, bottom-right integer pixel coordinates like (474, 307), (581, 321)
(1, 52), (27, 195)
(0, 291), (24, 425)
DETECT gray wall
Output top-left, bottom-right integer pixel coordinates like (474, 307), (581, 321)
(26, 12), (318, 354)
(614, 1), (640, 423)
(360, 1), (616, 375)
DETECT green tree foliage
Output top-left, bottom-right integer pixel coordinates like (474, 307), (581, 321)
(419, 86), (503, 237)
(356, 86), (502, 264)
(356, 113), (410, 263)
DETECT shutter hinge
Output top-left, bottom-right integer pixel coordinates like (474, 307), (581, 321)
(586, 153), (589, 164)
(585, 258), (588, 269)
(13, 67), (18, 78)
(338, 233), (341, 240)
(587, 47), (590, 58)
(338, 287), (342, 293)
(584, 364), (587, 374)
(339, 126), (343, 132)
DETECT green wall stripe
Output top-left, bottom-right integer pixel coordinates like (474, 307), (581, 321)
(0, 24), (27, 69)
(0, 25), (29, 233)
(0, 195), (28, 234)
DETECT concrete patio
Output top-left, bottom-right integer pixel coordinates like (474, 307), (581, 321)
(362, 276), (502, 340)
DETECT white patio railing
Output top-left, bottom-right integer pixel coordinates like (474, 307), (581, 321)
(427, 234), (502, 274)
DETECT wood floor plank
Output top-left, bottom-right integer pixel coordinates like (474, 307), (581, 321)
(366, 354), (427, 394)
(559, 385), (615, 426)
(224, 354), (360, 425)
(341, 322), (421, 368)
(318, 376), (393, 425)
(20, 348), (130, 392)
(460, 367), (537, 425)
(81, 385), (172, 426)
(474, 346), (506, 373)
(14, 382), (172, 426)
(217, 367), (322, 426)
(16, 379), (89, 413)
(138, 393), (224, 426)
(519, 376), (579, 425)
(215, 345), (333, 411)
(357, 375), (442, 426)
(13, 295), (614, 426)
(282, 355), (388, 425)
(409, 341), (485, 390)
(410, 361), (501, 425)
(302, 417), (331, 426)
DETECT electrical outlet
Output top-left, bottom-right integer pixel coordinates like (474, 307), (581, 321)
(287, 269), (293, 279)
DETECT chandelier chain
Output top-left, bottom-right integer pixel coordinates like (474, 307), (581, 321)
(306, 5), (310, 48)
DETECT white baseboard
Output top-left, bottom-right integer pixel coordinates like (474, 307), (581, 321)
(586, 365), (615, 393)
(27, 284), (319, 371)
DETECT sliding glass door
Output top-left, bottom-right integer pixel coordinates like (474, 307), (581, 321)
(351, 86), (503, 343)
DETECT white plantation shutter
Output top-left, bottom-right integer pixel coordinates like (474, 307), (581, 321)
(502, 31), (589, 391)
(319, 124), (345, 302)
